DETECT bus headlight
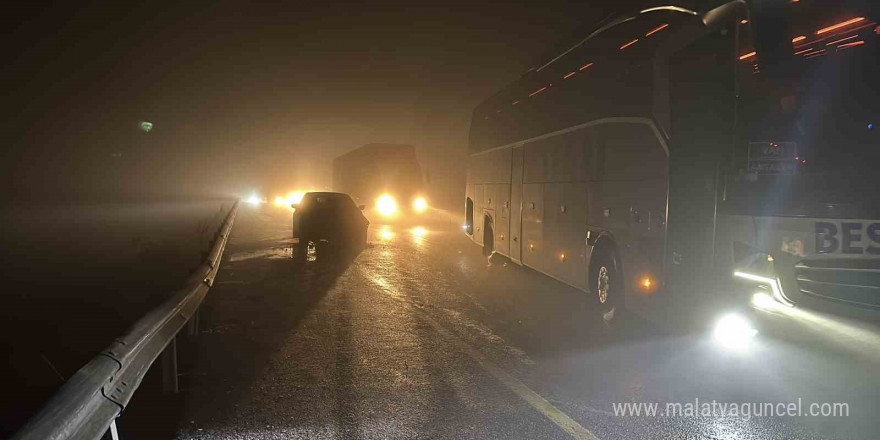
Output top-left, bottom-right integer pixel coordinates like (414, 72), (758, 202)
(732, 241), (794, 307)
(413, 196), (428, 212)
(734, 271), (794, 308)
(732, 241), (775, 276)
(376, 194), (397, 217)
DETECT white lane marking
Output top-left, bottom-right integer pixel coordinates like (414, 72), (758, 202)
(414, 302), (600, 440)
(228, 247), (291, 262)
(359, 258), (600, 440)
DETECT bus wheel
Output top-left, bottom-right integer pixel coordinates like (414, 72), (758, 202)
(589, 246), (619, 323)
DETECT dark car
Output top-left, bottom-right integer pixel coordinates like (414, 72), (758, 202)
(291, 192), (369, 262)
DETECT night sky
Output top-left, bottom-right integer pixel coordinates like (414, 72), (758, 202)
(2, 0), (630, 204)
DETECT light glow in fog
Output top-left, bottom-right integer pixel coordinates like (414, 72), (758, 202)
(751, 292), (779, 311)
(411, 227), (427, 245)
(376, 194), (397, 217)
(752, 293), (880, 362)
(413, 197), (428, 212)
(734, 271), (794, 307)
(246, 194), (262, 206)
(379, 226), (394, 240)
(287, 191), (305, 205)
(274, 191), (309, 208)
(713, 314), (758, 351)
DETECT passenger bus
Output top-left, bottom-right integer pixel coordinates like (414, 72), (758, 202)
(333, 143), (428, 220)
(464, 0), (880, 331)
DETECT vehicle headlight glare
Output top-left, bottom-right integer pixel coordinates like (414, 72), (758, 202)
(713, 313), (758, 351)
(750, 292), (779, 311)
(376, 194), (397, 217)
(413, 197), (428, 212)
(287, 191), (305, 205)
(734, 271), (794, 308)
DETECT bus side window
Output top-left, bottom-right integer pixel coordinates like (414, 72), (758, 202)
(523, 141), (546, 184)
(598, 123), (668, 181)
(563, 129), (591, 182)
(522, 129), (593, 184)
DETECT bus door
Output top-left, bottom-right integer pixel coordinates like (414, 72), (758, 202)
(474, 184), (484, 245)
(483, 184), (497, 252)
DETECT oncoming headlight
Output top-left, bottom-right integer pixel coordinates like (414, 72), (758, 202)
(376, 194), (397, 217)
(246, 193), (262, 206)
(413, 196), (428, 212)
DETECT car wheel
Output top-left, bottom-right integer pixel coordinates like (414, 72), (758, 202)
(295, 238), (318, 263)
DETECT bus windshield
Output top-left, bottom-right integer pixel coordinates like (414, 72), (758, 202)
(726, 1), (880, 216)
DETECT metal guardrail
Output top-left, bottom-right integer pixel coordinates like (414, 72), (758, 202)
(12, 200), (240, 440)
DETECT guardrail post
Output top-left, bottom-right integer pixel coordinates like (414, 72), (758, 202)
(186, 307), (200, 338)
(161, 337), (178, 394)
(110, 420), (119, 440)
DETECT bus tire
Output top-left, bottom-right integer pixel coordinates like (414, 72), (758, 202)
(589, 244), (621, 323)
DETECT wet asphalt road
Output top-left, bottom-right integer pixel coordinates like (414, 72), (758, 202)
(161, 204), (880, 440)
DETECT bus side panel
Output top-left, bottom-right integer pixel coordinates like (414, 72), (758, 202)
(496, 183), (510, 256)
(473, 148), (512, 184)
(563, 182), (589, 290)
(608, 180), (667, 315)
(493, 149), (512, 185)
(521, 183), (544, 271)
(592, 179), (637, 268)
(541, 182), (588, 289)
(543, 183), (565, 281)
(590, 122), (670, 311)
(509, 147), (524, 263)
(483, 183), (496, 213)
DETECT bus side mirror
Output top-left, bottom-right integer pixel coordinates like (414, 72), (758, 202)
(358, 204), (366, 210)
(291, 203), (299, 209)
(702, 1), (747, 32)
